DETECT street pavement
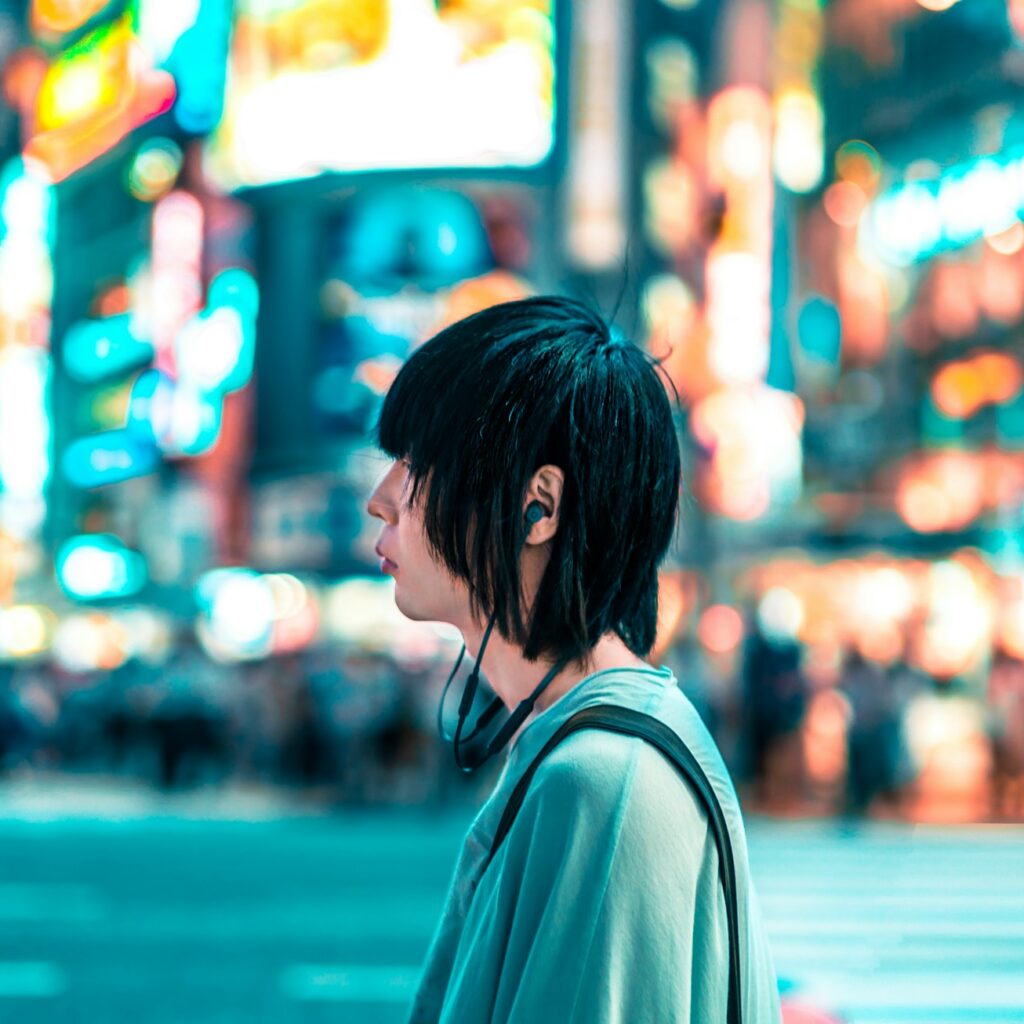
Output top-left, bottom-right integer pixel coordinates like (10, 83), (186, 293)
(0, 778), (1020, 1024)
(752, 818), (1024, 1024)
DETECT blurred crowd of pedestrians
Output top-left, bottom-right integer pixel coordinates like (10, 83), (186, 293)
(0, 642), (480, 806)
(664, 618), (1024, 824)
(1, 626), (1023, 821)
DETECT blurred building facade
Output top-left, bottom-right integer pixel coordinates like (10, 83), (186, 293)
(0, 0), (1022, 822)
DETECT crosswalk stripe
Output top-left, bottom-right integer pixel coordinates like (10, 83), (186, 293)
(279, 964), (420, 1002)
(742, 826), (1024, 1022)
(788, 971), (1024, 1010)
(0, 963), (66, 999)
(0, 884), (105, 923)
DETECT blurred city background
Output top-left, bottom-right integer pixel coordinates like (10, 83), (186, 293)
(0, 0), (1023, 1021)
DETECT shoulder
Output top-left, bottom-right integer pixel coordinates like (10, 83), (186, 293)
(524, 726), (710, 834)
(503, 726), (721, 902)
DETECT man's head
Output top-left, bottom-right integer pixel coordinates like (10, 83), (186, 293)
(366, 295), (683, 673)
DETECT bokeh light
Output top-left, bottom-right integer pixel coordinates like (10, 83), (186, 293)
(127, 138), (183, 202)
(698, 604), (744, 654)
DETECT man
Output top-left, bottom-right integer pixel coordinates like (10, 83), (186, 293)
(366, 296), (782, 1022)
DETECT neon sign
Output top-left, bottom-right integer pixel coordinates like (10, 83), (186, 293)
(25, 13), (176, 182)
(206, 0), (557, 189)
(22, 2), (231, 182)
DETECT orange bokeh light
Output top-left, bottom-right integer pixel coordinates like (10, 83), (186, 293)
(931, 352), (1023, 419)
(698, 604), (744, 654)
(932, 363), (985, 419)
(653, 572), (694, 660)
(23, 18), (177, 183)
(891, 449), (1024, 533)
(976, 352), (1023, 404)
(823, 180), (866, 227)
(433, 270), (531, 334)
(897, 479), (951, 534)
(31, 0), (112, 35)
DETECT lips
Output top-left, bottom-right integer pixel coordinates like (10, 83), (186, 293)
(375, 544), (398, 570)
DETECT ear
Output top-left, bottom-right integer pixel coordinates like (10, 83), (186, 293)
(523, 464), (564, 544)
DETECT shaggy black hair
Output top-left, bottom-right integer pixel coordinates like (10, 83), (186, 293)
(372, 295), (683, 674)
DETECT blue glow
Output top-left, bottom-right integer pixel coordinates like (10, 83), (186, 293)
(921, 394), (964, 444)
(61, 429), (161, 489)
(138, 0), (231, 135)
(174, 268), (258, 395)
(125, 369), (223, 455)
(864, 149), (1024, 265)
(331, 190), (493, 290)
(56, 534), (147, 601)
(208, 266), (259, 316)
(997, 392), (1024, 448)
(126, 368), (175, 444)
(797, 296), (841, 365)
(63, 314), (154, 383)
(167, 0), (232, 134)
(208, 268), (257, 390)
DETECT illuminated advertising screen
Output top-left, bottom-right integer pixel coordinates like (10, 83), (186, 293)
(21, 1), (231, 182)
(205, 0), (557, 189)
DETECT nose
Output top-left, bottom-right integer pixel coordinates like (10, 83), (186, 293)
(366, 483), (396, 525)
(366, 461), (404, 524)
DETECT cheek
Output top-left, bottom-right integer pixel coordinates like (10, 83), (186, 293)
(403, 517), (462, 588)
(398, 511), (431, 566)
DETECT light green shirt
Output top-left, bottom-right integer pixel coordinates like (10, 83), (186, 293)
(409, 666), (783, 1023)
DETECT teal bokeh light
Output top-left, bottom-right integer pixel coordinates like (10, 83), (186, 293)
(63, 314), (154, 383)
(997, 391), (1024, 448)
(56, 534), (147, 601)
(61, 429), (161, 489)
(797, 296), (842, 365)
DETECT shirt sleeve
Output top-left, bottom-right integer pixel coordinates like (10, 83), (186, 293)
(438, 731), (732, 1024)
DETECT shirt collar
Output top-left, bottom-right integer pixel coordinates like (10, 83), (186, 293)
(507, 664), (676, 767)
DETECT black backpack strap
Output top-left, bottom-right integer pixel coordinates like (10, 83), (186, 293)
(484, 704), (743, 1024)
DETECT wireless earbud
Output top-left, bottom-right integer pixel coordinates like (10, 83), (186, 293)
(524, 500), (547, 527)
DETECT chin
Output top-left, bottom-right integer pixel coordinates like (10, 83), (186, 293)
(392, 589), (433, 623)
(395, 593), (462, 633)
(391, 589), (416, 619)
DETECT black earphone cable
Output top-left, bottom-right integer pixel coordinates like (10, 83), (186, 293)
(434, 499), (577, 772)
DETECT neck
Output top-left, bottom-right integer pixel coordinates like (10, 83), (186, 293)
(460, 626), (653, 716)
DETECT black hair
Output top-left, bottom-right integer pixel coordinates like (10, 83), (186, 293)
(372, 295), (684, 674)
